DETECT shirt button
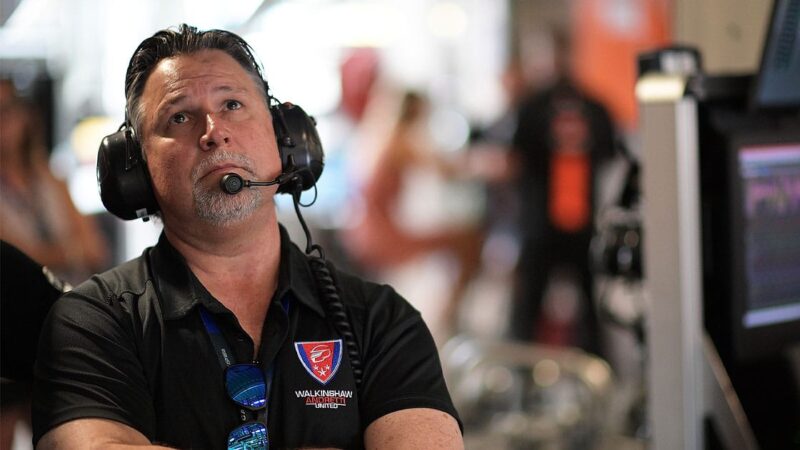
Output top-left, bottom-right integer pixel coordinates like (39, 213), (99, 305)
(237, 333), (247, 342)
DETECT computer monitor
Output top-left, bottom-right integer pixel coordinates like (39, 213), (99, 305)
(697, 0), (800, 364)
(727, 129), (800, 361)
(692, 78), (800, 449)
(694, 78), (800, 362)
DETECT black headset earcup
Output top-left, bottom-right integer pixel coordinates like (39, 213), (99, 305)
(271, 103), (324, 193)
(97, 129), (160, 220)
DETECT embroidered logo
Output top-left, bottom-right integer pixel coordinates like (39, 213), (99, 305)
(294, 340), (343, 385)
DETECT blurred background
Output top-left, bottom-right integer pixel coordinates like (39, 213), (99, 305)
(1, 0), (797, 449)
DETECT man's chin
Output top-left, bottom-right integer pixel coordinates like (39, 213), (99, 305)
(193, 189), (263, 227)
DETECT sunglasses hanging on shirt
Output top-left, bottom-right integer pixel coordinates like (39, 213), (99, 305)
(226, 363), (270, 450)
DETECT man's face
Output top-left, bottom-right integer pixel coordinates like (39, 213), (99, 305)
(138, 49), (281, 227)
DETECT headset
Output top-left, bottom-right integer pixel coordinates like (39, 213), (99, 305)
(96, 99), (324, 221)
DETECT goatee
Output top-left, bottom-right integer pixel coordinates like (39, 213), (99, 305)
(191, 152), (263, 225)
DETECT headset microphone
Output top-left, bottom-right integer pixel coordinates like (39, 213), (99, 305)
(220, 171), (300, 195)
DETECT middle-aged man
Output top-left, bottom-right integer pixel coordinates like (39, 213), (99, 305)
(32, 24), (463, 450)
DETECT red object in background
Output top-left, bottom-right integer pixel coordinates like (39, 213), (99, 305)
(548, 107), (592, 232)
(571, 0), (672, 130)
(339, 48), (380, 122)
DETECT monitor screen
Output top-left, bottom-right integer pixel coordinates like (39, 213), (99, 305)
(738, 142), (800, 329)
(728, 130), (800, 361)
(751, 0), (800, 109)
(696, 77), (800, 448)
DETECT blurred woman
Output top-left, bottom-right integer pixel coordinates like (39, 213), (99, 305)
(0, 79), (109, 285)
(344, 91), (484, 335)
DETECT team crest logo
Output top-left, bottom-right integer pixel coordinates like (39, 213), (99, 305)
(294, 340), (343, 385)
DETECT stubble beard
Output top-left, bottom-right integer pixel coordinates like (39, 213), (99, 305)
(191, 151), (264, 226)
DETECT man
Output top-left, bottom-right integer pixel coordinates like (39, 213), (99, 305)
(508, 29), (616, 355)
(32, 24), (463, 449)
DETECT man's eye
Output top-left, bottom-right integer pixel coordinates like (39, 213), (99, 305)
(226, 100), (242, 110)
(171, 113), (188, 124)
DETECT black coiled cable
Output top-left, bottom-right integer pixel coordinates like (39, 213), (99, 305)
(307, 251), (364, 387)
(291, 187), (364, 388)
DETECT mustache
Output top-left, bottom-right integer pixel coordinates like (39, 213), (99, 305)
(191, 151), (258, 183)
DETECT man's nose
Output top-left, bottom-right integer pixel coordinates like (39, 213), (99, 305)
(198, 114), (230, 151)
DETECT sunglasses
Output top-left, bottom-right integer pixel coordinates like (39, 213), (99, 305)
(225, 363), (269, 450)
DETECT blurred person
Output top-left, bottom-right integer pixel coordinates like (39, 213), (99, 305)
(444, 60), (531, 339)
(464, 59), (531, 264)
(0, 79), (109, 285)
(343, 91), (484, 336)
(1, 241), (68, 450)
(507, 29), (618, 355)
(32, 24), (463, 450)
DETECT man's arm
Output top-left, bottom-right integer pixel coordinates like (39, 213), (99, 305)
(36, 418), (173, 450)
(364, 408), (464, 450)
(32, 286), (160, 447)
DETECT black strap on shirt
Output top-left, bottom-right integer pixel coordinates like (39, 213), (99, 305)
(199, 307), (234, 368)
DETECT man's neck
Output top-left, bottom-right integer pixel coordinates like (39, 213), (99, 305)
(164, 209), (281, 355)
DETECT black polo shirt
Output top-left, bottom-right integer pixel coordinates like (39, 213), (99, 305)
(32, 226), (459, 449)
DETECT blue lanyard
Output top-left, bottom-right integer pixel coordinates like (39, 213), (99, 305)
(199, 307), (273, 426)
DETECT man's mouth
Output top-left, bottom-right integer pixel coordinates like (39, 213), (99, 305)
(204, 163), (241, 180)
(191, 151), (259, 185)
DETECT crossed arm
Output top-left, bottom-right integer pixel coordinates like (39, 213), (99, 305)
(36, 408), (464, 450)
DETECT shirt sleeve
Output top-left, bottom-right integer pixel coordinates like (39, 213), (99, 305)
(32, 281), (157, 445)
(353, 281), (462, 430)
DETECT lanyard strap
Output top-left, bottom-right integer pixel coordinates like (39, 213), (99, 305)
(199, 307), (235, 368)
(199, 307), (273, 426)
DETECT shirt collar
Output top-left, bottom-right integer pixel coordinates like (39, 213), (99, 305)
(151, 224), (326, 320)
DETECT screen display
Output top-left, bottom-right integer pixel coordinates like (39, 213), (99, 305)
(739, 143), (800, 328)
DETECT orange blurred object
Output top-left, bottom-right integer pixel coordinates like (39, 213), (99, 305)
(571, 0), (672, 130)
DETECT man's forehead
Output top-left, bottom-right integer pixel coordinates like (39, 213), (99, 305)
(140, 50), (262, 115)
(148, 50), (253, 90)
